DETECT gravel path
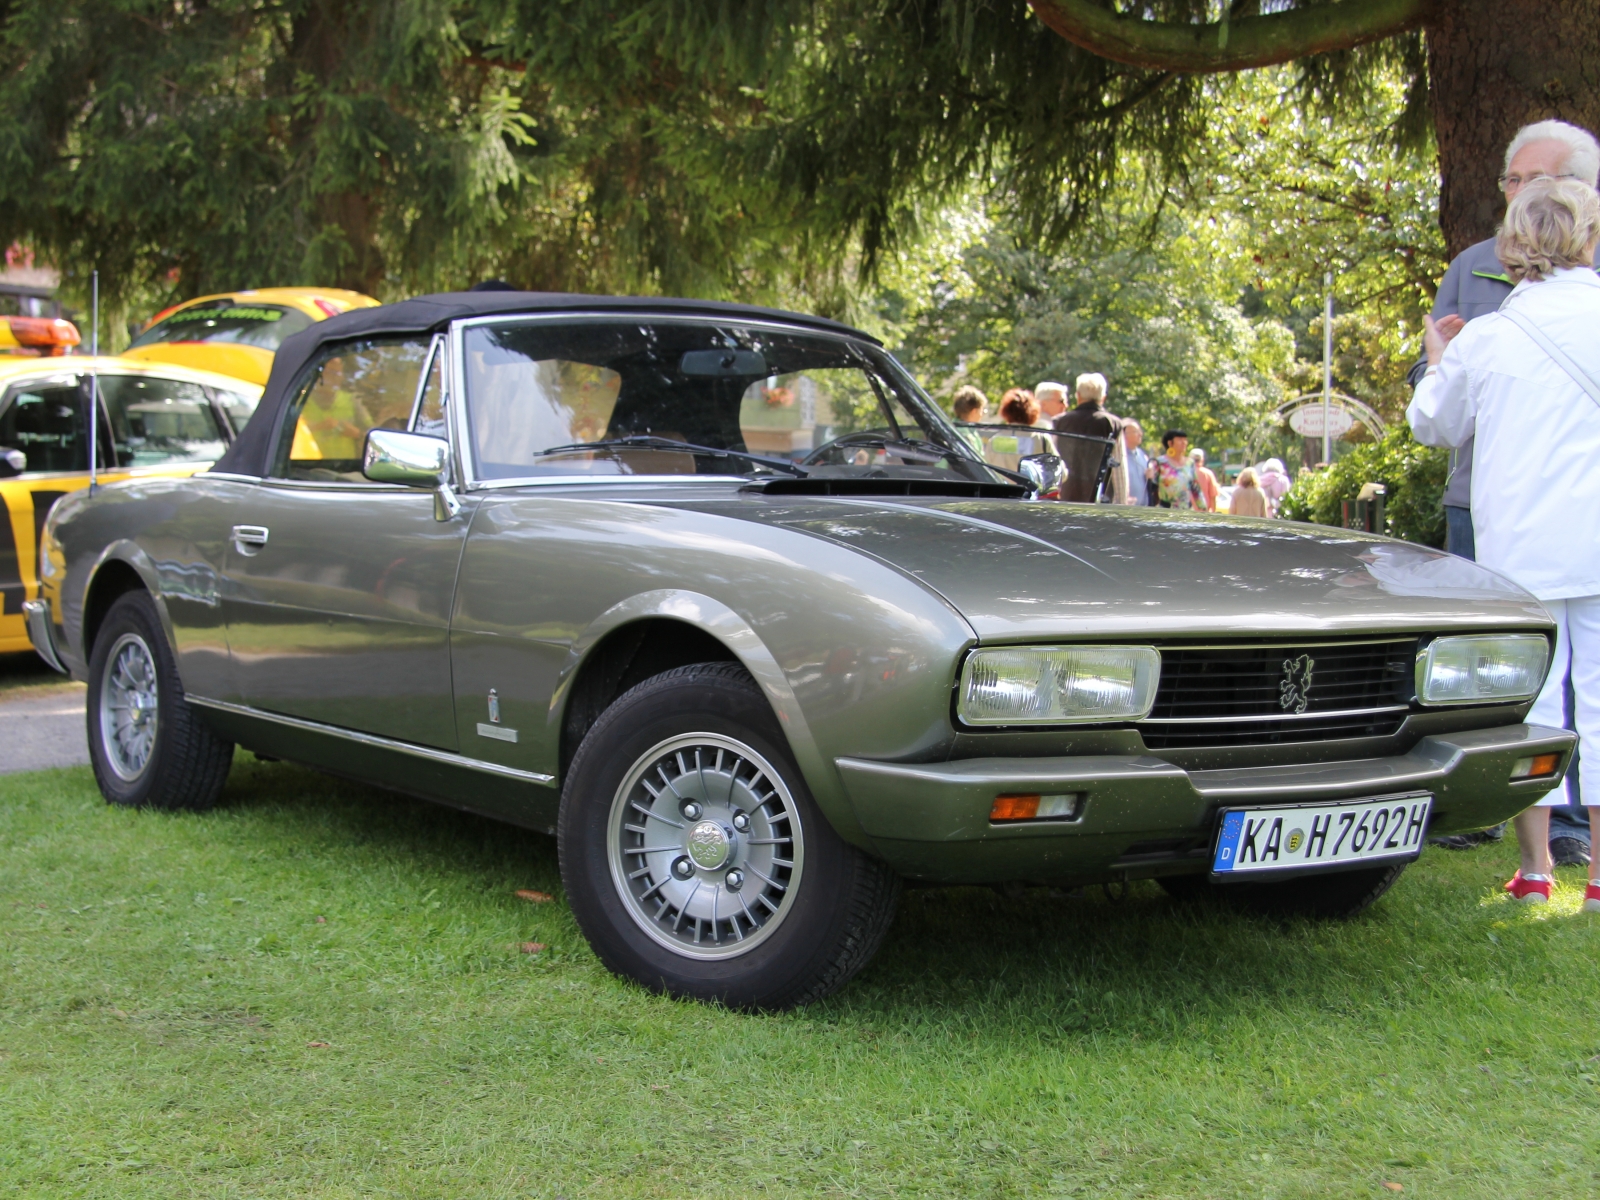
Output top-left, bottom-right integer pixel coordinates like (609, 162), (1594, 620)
(0, 684), (89, 774)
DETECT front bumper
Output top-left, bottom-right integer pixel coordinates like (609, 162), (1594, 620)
(21, 599), (67, 675)
(837, 723), (1574, 884)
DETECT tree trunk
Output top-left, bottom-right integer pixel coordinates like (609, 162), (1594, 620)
(1426, 0), (1600, 260)
(287, 0), (386, 296)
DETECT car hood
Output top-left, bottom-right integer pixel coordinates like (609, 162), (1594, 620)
(672, 496), (1550, 641)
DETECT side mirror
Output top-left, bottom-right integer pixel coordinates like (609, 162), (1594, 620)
(363, 429), (461, 520)
(0, 448), (25, 478)
(1017, 453), (1065, 500)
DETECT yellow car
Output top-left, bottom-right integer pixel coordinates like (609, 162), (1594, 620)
(0, 355), (262, 654)
(120, 287), (379, 386)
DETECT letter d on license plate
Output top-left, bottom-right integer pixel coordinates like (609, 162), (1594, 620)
(1211, 792), (1432, 877)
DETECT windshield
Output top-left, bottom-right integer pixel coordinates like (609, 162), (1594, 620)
(129, 302), (313, 351)
(461, 318), (996, 482)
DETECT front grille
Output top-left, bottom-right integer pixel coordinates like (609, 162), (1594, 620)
(1139, 638), (1417, 749)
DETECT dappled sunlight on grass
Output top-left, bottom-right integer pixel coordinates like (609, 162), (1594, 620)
(2, 756), (1597, 1198)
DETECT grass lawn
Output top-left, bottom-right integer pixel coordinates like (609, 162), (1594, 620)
(1, 756), (1597, 1199)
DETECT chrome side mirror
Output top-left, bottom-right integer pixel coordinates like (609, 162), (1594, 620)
(363, 429), (461, 520)
(0, 447), (25, 477)
(1017, 453), (1065, 500)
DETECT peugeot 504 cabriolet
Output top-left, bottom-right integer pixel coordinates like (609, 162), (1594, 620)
(27, 291), (1573, 1007)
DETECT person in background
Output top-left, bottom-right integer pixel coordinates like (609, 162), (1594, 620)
(1228, 466), (1270, 517)
(1256, 458), (1291, 516)
(1152, 430), (1204, 510)
(1035, 381), (1070, 424)
(1414, 120), (1600, 561)
(988, 388), (1041, 473)
(1190, 447), (1220, 512)
(951, 385), (987, 456)
(1053, 372), (1127, 504)
(1122, 419), (1150, 505)
(1410, 120), (1600, 863)
(1407, 176), (1600, 912)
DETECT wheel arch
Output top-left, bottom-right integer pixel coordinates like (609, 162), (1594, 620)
(81, 542), (174, 662)
(550, 590), (871, 848)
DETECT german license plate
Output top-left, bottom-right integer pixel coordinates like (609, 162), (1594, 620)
(1211, 793), (1432, 877)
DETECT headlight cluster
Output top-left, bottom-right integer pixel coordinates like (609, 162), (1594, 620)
(1415, 634), (1549, 705)
(958, 645), (1161, 726)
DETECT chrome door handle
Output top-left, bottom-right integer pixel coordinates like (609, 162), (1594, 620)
(231, 524), (269, 555)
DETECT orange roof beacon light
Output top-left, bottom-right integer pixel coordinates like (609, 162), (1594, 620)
(0, 316), (81, 356)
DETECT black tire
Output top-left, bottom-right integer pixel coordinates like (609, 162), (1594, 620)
(1167, 861), (1409, 919)
(86, 590), (234, 810)
(558, 661), (901, 1009)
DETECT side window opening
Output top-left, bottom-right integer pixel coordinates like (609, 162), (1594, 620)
(272, 339), (431, 481)
(0, 382), (87, 473)
(96, 375), (226, 467)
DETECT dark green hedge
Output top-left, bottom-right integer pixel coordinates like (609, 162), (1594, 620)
(1277, 425), (1449, 548)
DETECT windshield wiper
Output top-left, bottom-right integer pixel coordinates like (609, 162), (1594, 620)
(533, 435), (810, 477)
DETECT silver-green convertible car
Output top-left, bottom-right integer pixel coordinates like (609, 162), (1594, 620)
(26, 292), (1573, 1008)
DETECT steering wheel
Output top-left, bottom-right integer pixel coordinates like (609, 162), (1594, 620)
(802, 429), (915, 467)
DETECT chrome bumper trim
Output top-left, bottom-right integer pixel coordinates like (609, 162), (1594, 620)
(187, 696), (556, 786)
(21, 600), (67, 674)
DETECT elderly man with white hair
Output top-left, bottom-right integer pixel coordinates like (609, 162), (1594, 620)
(1409, 118), (1600, 862)
(1052, 371), (1128, 504)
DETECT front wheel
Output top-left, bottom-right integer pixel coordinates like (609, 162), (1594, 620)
(87, 590), (234, 810)
(559, 662), (900, 1009)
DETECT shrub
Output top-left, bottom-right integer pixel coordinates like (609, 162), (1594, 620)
(1277, 425), (1449, 548)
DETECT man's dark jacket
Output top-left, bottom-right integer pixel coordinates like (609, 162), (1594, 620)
(1053, 401), (1121, 503)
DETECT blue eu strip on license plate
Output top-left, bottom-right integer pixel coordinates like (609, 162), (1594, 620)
(1212, 793), (1432, 876)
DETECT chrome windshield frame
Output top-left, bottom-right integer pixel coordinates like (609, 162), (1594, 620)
(444, 310), (986, 491)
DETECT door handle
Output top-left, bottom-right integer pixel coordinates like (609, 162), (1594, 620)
(231, 524), (269, 555)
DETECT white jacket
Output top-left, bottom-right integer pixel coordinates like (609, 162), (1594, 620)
(1407, 267), (1600, 600)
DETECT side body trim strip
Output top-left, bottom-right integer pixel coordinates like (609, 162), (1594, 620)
(188, 696), (556, 786)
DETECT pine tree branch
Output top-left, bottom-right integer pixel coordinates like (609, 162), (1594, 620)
(1025, 0), (1430, 73)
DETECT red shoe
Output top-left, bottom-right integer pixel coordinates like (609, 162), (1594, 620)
(1504, 870), (1551, 904)
(1584, 883), (1600, 914)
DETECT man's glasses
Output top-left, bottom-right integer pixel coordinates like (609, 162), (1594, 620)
(1498, 171), (1577, 192)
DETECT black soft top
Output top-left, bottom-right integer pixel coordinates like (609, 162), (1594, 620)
(210, 290), (876, 478)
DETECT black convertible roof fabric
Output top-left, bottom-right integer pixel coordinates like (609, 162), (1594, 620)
(210, 290), (876, 478)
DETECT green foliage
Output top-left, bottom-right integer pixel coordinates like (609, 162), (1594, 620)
(1180, 68), (1445, 423)
(0, 0), (1439, 337)
(4, 755), (1600, 1195)
(1278, 424), (1448, 547)
(888, 219), (1294, 453)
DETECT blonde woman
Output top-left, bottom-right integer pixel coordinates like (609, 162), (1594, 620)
(1228, 467), (1270, 517)
(1408, 176), (1600, 912)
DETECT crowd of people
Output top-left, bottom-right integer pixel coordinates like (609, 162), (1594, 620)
(950, 375), (1293, 515)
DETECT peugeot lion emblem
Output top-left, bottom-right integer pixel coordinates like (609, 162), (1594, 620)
(1279, 654), (1315, 714)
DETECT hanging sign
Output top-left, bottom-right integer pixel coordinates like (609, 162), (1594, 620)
(1288, 403), (1356, 439)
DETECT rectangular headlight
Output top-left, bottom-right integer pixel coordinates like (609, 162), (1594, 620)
(958, 645), (1161, 725)
(1415, 634), (1549, 706)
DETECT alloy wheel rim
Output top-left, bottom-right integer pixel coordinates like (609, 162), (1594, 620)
(605, 734), (804, 960)
(100, 632), (159, 782)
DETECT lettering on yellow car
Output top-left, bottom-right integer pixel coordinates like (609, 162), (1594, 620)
(161, 307), (283, 326)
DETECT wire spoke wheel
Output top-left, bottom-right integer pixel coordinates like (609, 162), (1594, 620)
(605, 733), (805, 959)
(99, 632), (159, 781)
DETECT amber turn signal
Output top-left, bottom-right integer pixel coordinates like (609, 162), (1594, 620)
(990, 793), (1082, 822)
(1509, 753), (1562, 780)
